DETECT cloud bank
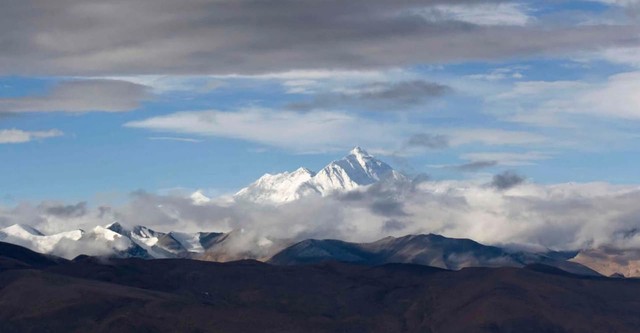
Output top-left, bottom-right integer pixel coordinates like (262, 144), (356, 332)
(3, 178), (640, 258)
(0, 0), (637, 75)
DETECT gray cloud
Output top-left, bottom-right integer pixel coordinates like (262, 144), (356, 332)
(0, 80), (150, 113)
(370, 200), (409, 217)
(406, 133), (450, 149)
(288, 80), (450, 111)
(490, 171), (526, 190)
(382, 219), (408, 233)
(42, 202), (88, 219)
(451, 160), (498, 172)
(0, 1), (637, 75)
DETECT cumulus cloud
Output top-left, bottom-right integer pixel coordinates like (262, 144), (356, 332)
(4, 179), (640, 257)
(0, 1), (637, 76)
(0, 129), (63, 144)
(0, 80), (151, 113)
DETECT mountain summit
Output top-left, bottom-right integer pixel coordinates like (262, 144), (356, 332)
(234, 147), (403, 204)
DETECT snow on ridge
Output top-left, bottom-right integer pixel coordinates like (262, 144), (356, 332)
(233, 146), (402, 204)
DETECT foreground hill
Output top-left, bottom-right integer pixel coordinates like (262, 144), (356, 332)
(1, 242), (640, 333)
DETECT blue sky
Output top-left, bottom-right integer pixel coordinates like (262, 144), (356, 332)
(1, 0), (640, 203)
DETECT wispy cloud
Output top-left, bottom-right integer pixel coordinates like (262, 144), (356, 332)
(461, 151), (553, 166)
(125, 108), (410, 153)
(0, 129), (63, 144)
(148, 137), (203, 143)
(125, 108), (547, 153)
(418, 3), (534, 26)
(490, 71), (640, 123)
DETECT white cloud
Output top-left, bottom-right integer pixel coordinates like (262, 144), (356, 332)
(419, 3), (533, 26)
(148, 137), (202, 143)
(0, 129), (63, 144)
(5, 180), (640, 256)
(466, 66), (527, 81)
(593, 0), (640, 7)
(489, 71), (640, 123)
(125, 108), (547, 153)
(125, 108), (410, 153)
(600, 47), (640, 67)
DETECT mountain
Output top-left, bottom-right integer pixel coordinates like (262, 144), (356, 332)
(269, 234), (601, 276)
(0, 241), (66, 270)
(571, 247), (640, 277)
(2, 242), (640, 333)
(234, 146), (404, 204)
(0, 224), (83, 254)
(0, 223), (200, 260)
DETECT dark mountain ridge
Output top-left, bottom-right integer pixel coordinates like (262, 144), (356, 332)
(269, 233), (600, 276)
(1, 241), (640, 332)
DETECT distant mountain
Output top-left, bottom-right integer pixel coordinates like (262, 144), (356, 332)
(0, 223), (205, 260)
(234, 147), (404, 204)
(0, 241), (66, 270)
(269, 234), (601, 276)
(571, 247), (640, 278)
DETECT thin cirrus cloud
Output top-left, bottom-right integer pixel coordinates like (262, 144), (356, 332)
(0, 1), (638, 76)
(125, 109), (408, 153)
(124, 108), (548, 153)
(148, 137), (203, 143)
(0, 79), (151, 113)
(0, 129), (63, 144)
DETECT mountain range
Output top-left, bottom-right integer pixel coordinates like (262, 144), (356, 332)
(0, 221), (604, 277)
(0, 147), (637, 278)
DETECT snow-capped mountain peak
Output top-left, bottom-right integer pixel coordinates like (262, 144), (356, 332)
(1, 224), (45, 237)
(234, 147), (402, 204)
(190, 190), (212, 205)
